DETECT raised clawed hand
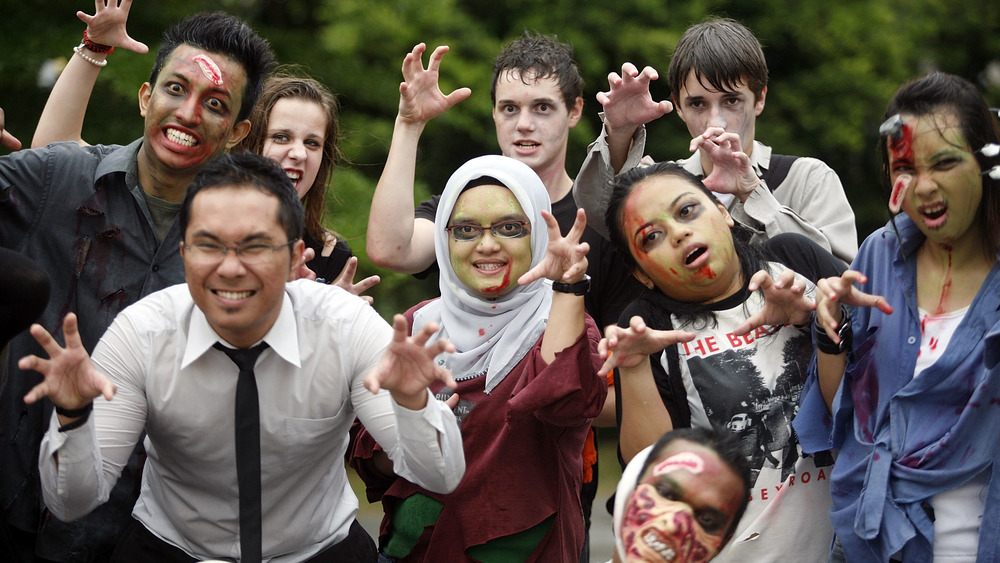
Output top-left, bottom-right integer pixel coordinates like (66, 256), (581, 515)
(815, 270), (893, 345)
(364, 315), (457, 411)
(732, 269), (816, 336)
(397, 43), (472, 126)
(517, 208), (590, 287)
(332, 256), (380, 305)
(19, 313), (117, 410)
(690, 127), (759, 199)
(597, 62), (673, 135)
(0, 108), (22, 151)
(597, 315), (696, 377)
(78, 0), (149, 54)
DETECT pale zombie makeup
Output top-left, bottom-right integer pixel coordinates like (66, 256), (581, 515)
(623, 175), (742, 304)
(675, 70), (764, 150)
(621, 441), (744, 563)
(492, 71), (581, 181)
(261, 97), (327, 198)
(447, 184), (533, 298)
(888, 112), (985, 248)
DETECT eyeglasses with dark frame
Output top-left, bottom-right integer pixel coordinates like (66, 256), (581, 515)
(444, 220), (530, 242)
(183, 239), (298, 265)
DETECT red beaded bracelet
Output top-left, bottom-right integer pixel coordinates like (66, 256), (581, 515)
(82, 29), (115, 54)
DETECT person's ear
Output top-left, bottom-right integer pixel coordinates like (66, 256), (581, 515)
(718, 202), (735, 228)
(138, 82), (152, 118)
(631, 267), (655, 290)
(226, 119), (251, 150)
(567, 96), (584, 128)
(754, 86), (767, 116)
(287, 238), (306, 281)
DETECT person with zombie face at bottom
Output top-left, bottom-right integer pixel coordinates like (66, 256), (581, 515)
(600, 162), (837, 562)
(611, 427), (751, 563)
(791, 73), (1000, 562)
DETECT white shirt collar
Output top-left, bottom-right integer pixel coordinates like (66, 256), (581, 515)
(181, 288), (302, 369)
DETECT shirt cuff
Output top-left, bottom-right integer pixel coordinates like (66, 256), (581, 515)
(392, 389), (445, 441)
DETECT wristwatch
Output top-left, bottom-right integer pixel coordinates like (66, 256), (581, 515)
(552, 275), (591, 296)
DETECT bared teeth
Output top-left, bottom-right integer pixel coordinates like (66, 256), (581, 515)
(643, 531), (677, 561)
(166, 129), (196, 147)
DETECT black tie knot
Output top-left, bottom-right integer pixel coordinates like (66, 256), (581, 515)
(213, 341), (269, 372)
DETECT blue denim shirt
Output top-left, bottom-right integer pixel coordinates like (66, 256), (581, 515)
(795, 214), (1000, 562)
(0, 139), (185, 560)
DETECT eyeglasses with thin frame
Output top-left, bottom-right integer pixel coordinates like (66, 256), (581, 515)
(444, 220), (530, 242)
(183, 239), (297, 265)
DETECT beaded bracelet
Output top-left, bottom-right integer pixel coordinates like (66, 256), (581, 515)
(74, 44), (108, 68)
(82, 29), (115, 54)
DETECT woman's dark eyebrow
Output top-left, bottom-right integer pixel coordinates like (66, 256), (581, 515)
(631, 191), (696, 238)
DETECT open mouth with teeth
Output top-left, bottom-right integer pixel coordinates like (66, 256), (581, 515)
(475, 262), (508, 273)
(515, 142), (539, 149)
(685, 247), (707, 266)
(214, 289), (254, 300)
(919, 202), (948, 228)
(284, 170), (302, 186)
(643, 530), (678, 562)
(166, 128), (198, 148)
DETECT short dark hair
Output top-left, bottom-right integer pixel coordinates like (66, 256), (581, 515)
(667, 18), (768, 104)
(236, 72), (343, 242)
(149, 12), (276, 122)
(879, 72), (1000, 257)
(491, 31), (584, 112)
(638, 426), (752, 544)
(180, 151), (304, 245)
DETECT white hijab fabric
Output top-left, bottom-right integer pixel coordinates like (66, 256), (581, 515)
(613, 445), (654, 561)
(412, 155), (553, 393)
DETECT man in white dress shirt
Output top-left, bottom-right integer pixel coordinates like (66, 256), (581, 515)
(19, 151), (465, 562)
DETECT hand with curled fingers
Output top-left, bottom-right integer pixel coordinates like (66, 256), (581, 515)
(597, 315), (696, 377)
(597, 62), (673, 136)
(518, 208), (590, 287)
(365, 315), (457, 411)
(815, 270), (893, 344)
(691, 127), (759, 199)
(78, 0), (149, 54)
(333, 256), (380, 305)
(19, 313), (116, 412)
(733, 269), (816, 336)
(397, 43), (472, 126)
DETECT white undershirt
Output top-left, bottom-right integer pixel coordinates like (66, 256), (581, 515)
(915, 306), (984, 561)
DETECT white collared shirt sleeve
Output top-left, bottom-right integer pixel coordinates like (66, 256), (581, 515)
(347, 307), (464, 494)
(39, 314), (149, 522)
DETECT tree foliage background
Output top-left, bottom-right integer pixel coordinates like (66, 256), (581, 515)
(4, 0), (999, 319)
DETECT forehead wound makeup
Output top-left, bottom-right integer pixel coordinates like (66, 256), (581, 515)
(881, 114), (914, 213)
(193, 54), (224, 86)
(653, 451), (705, 476)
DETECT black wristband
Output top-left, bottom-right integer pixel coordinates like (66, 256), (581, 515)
(55, 402), (93, 418)
(57, 403), (93, 432)
(813, 307), (852, 355)
(552, 275), (591, 295)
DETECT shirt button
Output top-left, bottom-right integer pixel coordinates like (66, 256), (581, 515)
(907, 336), (916, 344)
(151, 264), (159, 272)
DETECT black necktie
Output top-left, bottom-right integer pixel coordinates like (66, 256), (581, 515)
(214, 341), (269, 563)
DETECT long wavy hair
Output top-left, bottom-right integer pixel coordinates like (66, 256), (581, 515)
(235, 72), (343, 243)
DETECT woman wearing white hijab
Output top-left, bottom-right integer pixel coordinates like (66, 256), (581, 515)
(352, 155), (606, 562)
